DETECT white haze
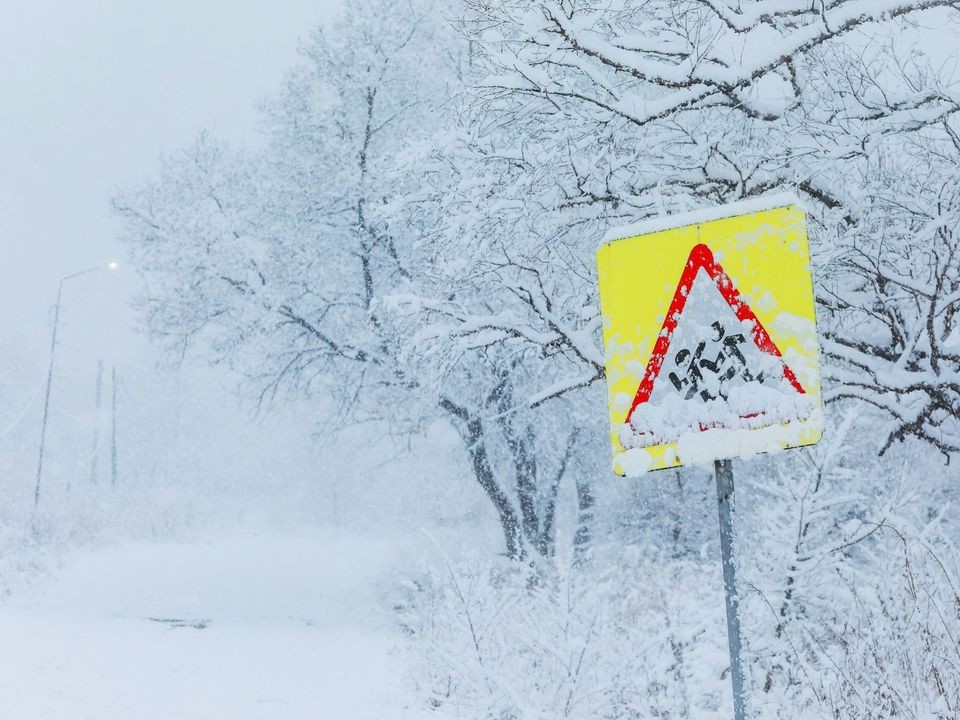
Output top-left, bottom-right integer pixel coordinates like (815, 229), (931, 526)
(0, 0), (352, 527)
(2, 2), (960, 719)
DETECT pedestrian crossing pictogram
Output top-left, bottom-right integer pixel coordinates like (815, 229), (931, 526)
(597, 195), (823, 475)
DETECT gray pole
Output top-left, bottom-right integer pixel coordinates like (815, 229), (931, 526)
(110, 366), (118, 487)
(715, 458), (748, 720)
(89, 359), (104, 484)
(33, 280), (65, 513)
(33, 263), (117, 517)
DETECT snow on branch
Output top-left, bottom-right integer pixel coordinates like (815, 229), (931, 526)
(481, 0), (960, 131)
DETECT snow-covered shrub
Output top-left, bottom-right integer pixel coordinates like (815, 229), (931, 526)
(740, 410), (960, 719)
(808, 531), (960, 720)
(397, 405), (958, 720)
(399, 531), (959, 720)
(396, 547), (732, 720)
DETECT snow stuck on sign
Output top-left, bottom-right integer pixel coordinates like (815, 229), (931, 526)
(621, 267), (813, 451)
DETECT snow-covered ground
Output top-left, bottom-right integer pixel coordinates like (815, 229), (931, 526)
(0, 532), (426, 719)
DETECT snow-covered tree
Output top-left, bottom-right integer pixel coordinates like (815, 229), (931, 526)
(117, 0), (599, 562)
(401, 0), (960, 459)
(116, 0), (458, 415)
(820, 129), (960, 454)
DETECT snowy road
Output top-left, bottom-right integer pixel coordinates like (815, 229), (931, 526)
(0, 533), (424, 719)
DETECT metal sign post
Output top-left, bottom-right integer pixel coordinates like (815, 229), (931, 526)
(715, 458), (748, 720)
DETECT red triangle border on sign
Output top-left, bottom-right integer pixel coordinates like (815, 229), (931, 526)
(624, 243), (806, 426)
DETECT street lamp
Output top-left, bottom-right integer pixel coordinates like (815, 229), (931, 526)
(33, 260), (120, 514)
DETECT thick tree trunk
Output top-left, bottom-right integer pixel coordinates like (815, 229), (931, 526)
(506, 422), (542, 553)
(490, 372), (543, 554)
(440, 397), (524, 560)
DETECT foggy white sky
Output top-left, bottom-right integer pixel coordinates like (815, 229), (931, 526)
(0, 0), (341, 370)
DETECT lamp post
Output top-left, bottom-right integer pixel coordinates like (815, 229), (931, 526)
(33, 261), (120, 515)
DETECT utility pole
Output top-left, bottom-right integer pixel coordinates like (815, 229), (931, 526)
(89, 359), (104, 485)
(34, 280), (65, 511)
(111, 365), (118, 488)
(34, 261), (119, 516)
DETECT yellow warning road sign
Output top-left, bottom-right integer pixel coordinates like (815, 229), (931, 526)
(596, 194), (823, 476)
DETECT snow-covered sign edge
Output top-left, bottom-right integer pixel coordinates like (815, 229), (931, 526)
(599, 192), (806, 246)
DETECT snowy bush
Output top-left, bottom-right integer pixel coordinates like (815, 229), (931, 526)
(397, 549), (731, 720)
(807, 531), (960, 720)
(397, 518), (959, 720)
(396, 410), (959, 719)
